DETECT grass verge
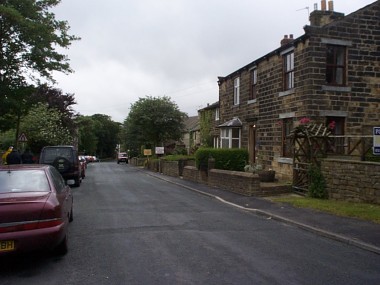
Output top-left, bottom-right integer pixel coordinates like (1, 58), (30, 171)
(270, 196), (380, 224)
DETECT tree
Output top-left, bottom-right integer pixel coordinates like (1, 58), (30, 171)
(0, 84), (36, 139)
(76, 115), (98, 155)
(123, 96), (187, 154)
(0, 0), (79, 129)
(20, 102), (73, 153)
(91, 114), (120, 158)
(31, 84), (77, 134)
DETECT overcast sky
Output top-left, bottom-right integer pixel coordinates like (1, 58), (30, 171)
(52, 0), (376, 123)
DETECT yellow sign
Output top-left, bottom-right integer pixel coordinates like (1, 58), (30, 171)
(144, 149), (152, 156)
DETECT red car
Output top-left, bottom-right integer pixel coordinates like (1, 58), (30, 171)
(0, 164), (73, 255)
(78, 156), (86, 179)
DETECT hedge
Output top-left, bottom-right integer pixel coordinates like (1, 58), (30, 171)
(195, 148), (248, 171)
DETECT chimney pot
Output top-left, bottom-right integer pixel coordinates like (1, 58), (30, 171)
(281, 34), (294, 46)
(321, 0), (326, 11)
(328, 0), (334, 11)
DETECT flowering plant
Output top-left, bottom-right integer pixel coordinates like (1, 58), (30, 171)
(328, 120), (336, 130)
(299, 117), (311, 124)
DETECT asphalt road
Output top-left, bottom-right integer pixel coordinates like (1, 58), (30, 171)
(1, 162), (379, 285)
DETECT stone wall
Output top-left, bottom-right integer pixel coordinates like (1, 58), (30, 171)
(161, 159), (196, 177)
(182, 166), (201, 183)
(208, 169), (261, 196)
(161, 160), (180, 177)
(130, 157), (146, 167)
(321, 159), (380, 204)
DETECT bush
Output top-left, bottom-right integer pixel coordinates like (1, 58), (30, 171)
(195, 148), (248, 171)
(365, 149), (380, 162)
(162, 154), (195, 161)
(172, 146), (188, 155)
(308, 164), (328, 199)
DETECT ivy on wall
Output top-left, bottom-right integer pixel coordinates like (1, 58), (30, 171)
(199, 110), (213, 147)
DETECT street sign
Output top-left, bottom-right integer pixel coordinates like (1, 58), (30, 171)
(155, 147), (164, 155)
(373, 127), (380, 155)
(144, 149), (152, 156)
(18, 133), (28, 142)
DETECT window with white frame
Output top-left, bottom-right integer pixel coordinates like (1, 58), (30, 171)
(215, 108), (220, 121)
(213, 136), (220, 148)
(221, 128), (241, 148)
(283, 52), (294, 90)
(233, 77), (240, 105)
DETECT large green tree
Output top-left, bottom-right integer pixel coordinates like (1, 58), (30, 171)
(76, 115), (98, 156)
(91, 114), (120, 158)
(0, 0), (79, 131)
(20, 102), (73, 153)
(123, 96), (187, 155)
(31, 84), (77, 134)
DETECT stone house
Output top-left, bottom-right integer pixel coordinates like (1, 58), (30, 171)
(216, 0), (380, 181)
(180, 116), (200, 154)
(198, 102), (220, 148)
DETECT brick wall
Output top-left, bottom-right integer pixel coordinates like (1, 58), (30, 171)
(321, 159), (380, 204)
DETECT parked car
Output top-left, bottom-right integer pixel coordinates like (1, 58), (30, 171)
(85, 155), (93, 164)
(85, 155), (99, 163)
(78, 156), (86, 179)
(117, 152), (128, 164)
(39, 146), (81, 187)
(0, 164), (73, 255)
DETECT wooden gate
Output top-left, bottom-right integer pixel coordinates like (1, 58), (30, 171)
(290, 123), (332, 194)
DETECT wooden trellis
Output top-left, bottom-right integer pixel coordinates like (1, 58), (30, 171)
(289, 123), (332, 194)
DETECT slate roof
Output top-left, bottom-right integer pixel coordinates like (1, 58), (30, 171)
(218, 117), (242, 128)
(184, 116), (200, 132)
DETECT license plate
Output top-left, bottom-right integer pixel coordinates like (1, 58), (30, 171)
(0, 240), (15, 252)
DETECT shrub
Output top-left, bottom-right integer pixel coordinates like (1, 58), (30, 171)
(365, 149), (380, 162)
(163, 155), (195, 161)
(308, 164), (328, 199)
(172, 146), (188, 155)
(195, 148), (248, 171)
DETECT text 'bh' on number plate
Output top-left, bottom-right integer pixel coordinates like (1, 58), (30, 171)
(0, 240), (15, 252)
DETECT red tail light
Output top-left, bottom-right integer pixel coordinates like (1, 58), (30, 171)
(0, 219), (63, 234)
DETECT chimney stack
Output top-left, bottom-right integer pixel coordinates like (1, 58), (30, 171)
(281, 34), (294, 46)
(309, 0), (343, 27)
(321, 0), (326, 11)
(328, 0), (334, 11)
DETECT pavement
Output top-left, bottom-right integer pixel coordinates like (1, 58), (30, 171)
(138, 168), (380, 255)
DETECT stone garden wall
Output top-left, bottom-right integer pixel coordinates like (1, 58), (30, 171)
(321, 159), (380, 204)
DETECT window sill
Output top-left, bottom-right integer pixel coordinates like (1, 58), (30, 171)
(247, 99), (257, 104)
(278, 89), (295, 97)
(322, 85), (351, 92)
(277, 157), (293, 164)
